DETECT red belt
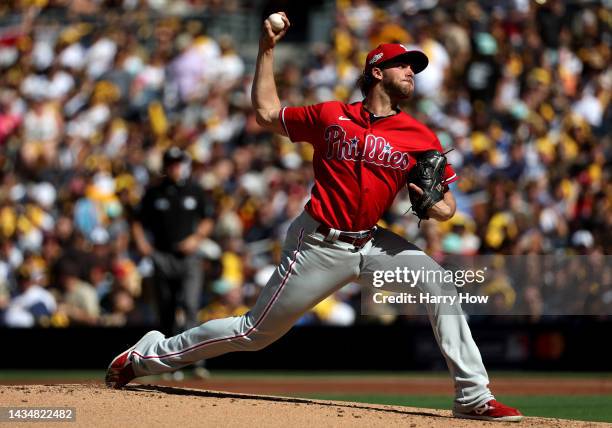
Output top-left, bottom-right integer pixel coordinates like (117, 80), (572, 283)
(316, 225), (374, 248)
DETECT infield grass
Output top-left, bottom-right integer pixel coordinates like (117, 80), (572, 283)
(300, 393), (612, 423)
(1, 370), (612, 381)
(207, 370), (612, 379)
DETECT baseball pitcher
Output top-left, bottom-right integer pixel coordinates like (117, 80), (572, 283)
(106, 12), (522, 422)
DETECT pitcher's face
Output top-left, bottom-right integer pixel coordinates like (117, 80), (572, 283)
(380, 62), (416, 99)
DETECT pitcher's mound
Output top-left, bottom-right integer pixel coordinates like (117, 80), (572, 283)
(0, 384), (602, 427)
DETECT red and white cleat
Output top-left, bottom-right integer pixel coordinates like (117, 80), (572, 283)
(453, 399), (523, 422)
(105, 330), (164, 389)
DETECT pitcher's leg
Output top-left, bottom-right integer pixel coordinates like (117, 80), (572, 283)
(425, 294), (494, 411)
(131, 228), (361, 376)
(360, 228), (493, 411)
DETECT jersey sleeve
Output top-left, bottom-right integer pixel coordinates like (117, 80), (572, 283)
(443, 163), (458, 185)
(280, 103), (325, 145)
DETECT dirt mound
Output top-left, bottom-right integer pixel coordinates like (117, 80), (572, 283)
(151, 376), (612, 396)
(0, 384), (605, 427)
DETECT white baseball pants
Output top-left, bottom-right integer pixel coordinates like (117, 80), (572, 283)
(130, 210), (494, 411)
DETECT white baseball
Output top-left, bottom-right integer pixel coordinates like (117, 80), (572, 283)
(268, 13), (285, 33)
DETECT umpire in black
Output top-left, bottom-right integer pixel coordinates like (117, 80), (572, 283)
(133, 147), (213, 334)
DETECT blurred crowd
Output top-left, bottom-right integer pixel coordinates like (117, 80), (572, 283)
(0, 0), (241, 17)
(0, 0), (610, 328)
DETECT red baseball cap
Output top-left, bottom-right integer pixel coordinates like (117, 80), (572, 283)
(364, 43), (429, 74)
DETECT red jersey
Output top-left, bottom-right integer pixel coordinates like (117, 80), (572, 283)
(281, 101), (458, 231)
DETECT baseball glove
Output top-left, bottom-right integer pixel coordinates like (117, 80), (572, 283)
(407, 150), (448, 221)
